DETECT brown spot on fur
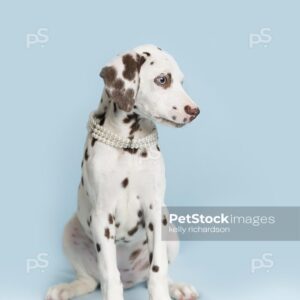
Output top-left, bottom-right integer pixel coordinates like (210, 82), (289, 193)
(130, 249), (142, 261)
(152, 265), (159, 272)
(104, 228), (110, 239)
(149, 204), (153, 209)
(123, 116), (131, 123)
(81, 176), (84, 186)
(108, 214), (114, 224)
(148, 223), (154, 231)
(172, 116), (176, 120)
(100, 115), (106, 126)
(137, 54), (146, 72)
(162, 215), (168, 226)
(143, 51), (151, 56)
(94, 112), (106, 126)
(112, 88), (135, 112)
(84, 148), (89, 160)
(123, 148), (138, 154)
(128, 225), (139, 236)
(141, 150), (147, 157)
(100, 66), (117, 86)
(113, 103), (117, 113)
(143, 238), (148, 245)
(115, 222), (120, 228)
(172, 106), (177, 110)
(130, 121), (140, 135)
(123, 113), (140, 135)
(96, 243), (101, 252)
(91, 137), (97, 147)
(138, 210), (143, 218)
(122, 177), (129, 188)
(156, 145), (160, 151)
(149, 252), (153, 264)
(122, 54), (138, 81)
(123, 113), (138, 123)
(113, 79), (124, 89)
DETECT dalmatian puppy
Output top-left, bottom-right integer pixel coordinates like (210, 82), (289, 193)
(46, 44), (200, 300)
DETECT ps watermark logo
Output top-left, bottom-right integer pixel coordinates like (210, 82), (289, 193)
(26, 28), (49, 49)
(26, 252), (49, 273)
(251, 253), (274, 273)
(249, 28), (272, 48)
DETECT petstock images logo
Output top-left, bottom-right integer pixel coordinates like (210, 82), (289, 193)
(162, 207), (300, 241)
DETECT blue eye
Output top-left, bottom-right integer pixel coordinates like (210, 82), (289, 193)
(154, 74), (168, 86)
(159, 76), (167, 84)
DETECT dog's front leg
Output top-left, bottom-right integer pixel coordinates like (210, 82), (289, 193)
(90, 208), (123, 300)
(145, 203), (171, 300)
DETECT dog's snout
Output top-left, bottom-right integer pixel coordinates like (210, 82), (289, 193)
(184, 105), (200, 117)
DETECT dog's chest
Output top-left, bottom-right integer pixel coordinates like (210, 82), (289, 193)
(114, 194), (145, 243)
(79, 141), (165, 244)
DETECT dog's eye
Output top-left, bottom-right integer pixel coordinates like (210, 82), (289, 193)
(154, 74), (171, 88)
(155, 75), (167, 85)
(158, 76), (167, 84)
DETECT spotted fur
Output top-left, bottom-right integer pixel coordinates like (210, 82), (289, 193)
(46, 44), (200, 300)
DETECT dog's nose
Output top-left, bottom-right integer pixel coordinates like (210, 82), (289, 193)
(184, 105), (200, 117)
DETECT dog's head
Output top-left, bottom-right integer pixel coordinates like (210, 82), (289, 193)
(100, 44), (200, 127)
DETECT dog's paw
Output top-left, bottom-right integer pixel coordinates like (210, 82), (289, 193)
(169, 282), (199, 300)
(45, 284), (71, 300)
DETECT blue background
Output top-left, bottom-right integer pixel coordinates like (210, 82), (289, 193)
(0, 0), (299, 299)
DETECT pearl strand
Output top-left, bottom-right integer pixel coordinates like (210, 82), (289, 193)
(88, 114), (158, 149)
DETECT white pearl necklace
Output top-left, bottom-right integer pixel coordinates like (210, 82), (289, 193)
(88, 114), (158, 149)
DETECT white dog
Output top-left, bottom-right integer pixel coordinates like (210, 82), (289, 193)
(46, 44), (200, 300)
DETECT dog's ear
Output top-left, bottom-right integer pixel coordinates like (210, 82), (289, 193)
(100, 51), (146, 112)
